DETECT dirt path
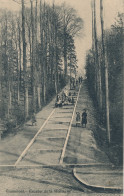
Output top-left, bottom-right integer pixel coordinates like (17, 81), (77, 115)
(0, 81), (121, 196)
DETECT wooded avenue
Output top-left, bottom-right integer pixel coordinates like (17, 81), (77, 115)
(0, 0), (123, 167)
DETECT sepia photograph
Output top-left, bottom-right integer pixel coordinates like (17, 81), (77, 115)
(0, 0), (123, 195)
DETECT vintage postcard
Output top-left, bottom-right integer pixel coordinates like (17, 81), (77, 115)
(0, 0), (123, 195)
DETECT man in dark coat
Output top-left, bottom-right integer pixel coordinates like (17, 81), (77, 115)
(82, 109), (87, 128)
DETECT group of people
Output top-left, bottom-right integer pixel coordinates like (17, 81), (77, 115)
(76, 109), (87, 128)
(70, 76), (83, 90)
(55, 88), (75, 107)
(56, 89), (68, 105)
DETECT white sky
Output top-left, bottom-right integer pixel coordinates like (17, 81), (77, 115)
(0, 0), (123, 75)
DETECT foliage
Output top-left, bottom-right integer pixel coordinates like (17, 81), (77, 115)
(85, 13), (123, 163)
(0, 1), (83, 123)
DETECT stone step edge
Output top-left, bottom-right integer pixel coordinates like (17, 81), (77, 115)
(73, 167), (123, 193)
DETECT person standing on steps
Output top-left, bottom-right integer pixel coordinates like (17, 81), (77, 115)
(82, 109), (87, 128)
(31, 111), (37, 126)
(56, 94), (60, 102)
(64, 88), (68, 97)
(76, 112), (81, 127)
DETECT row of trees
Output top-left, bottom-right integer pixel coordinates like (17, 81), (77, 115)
(0, 0), (83, 124)
(86, 0), (123, 163)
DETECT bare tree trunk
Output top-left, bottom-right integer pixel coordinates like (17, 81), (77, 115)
(22, 0), (29, 120)
(17, 52), (20, 104)
(93, 0), (99, 99)
(18, 20), (22, 89)
(63, 12), (67, 82)
(0, 26), (5, 117)
(100, 0), (110, 143)
(8, 81), (12, 117)
(43, 2), (47, 104)
(35, 0), (41, 109)
(40, 0), (43, 103)
(15, 22), (20, 105)
(93, 0), (103, 110)
(30, 0), (36, 112)
(55, 44), (58, 95)
(4, 15), (12, 118)
(40, 0), (46, 104)
(50, 15), (54, 88)
(64, 37), (67, 82)
(69, 60), (72, 90)
(4, 14), (10, 117)
(43, 67), (46, 103)
(98, 49), (102, 110)
(37, 86), (41, 109)
(91, 1), (94, 50)
(91, 1), (96, 95)
(53, 4), (58, 95)
(54, 75), (57, 95)
(0, 42), (2, 117)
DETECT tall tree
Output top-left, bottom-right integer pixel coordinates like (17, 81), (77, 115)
(35, 0), (41, 109)
(59, 3), (83, 82)
(22, 0), (29, 120)
(100, 0), (110, 143)
(30, 0), (36, 112)
(91, 0), (102, 110)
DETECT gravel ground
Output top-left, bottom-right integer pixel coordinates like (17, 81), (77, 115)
(0, 166), (122, 196)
